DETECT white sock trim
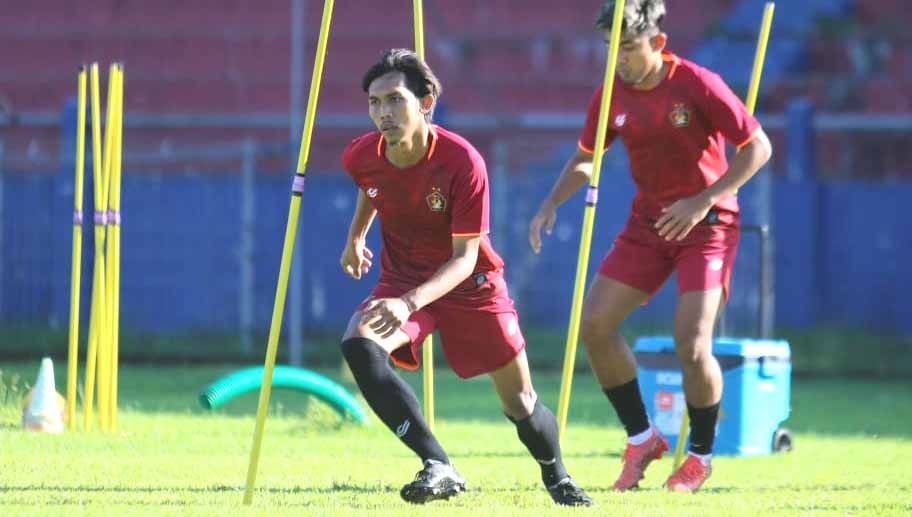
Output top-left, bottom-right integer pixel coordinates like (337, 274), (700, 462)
(687, 452), (712, 466)
(627, 426), (654, 446)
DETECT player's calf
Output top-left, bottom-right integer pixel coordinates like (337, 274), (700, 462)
(507, 400), (593, 506)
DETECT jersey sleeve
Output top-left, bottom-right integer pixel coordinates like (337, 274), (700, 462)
(449, 150), (490, 236)
(578, 85), (618, 154)
(696, 70), (761, 148)
(341, 140), (359, 180)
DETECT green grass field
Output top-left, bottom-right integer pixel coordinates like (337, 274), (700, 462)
(1, 363), (910, 515)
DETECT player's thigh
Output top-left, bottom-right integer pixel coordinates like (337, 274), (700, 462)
(342, 310), (412, 355)
(673, 289), (724, 360)
(436, 308), (524, 380)
(675, 217), (739, 302)
(488, 348), (536, 419)
(582, 275), (651, 333)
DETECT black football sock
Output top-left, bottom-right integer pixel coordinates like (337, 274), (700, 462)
(341, 337), (449, 464)
(507, 400), (569, 487)
(603, 379), (651, 437)
(687, 401), (720, 456)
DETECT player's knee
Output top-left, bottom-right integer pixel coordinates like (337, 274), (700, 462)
(673, 336), (712, 368)
(340, 337), (387, 379)
(501, 389), (537, 420)
(674, 322), (712, 366)
(580, 315), (620, 349)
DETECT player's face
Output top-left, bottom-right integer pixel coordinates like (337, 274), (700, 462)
(607, 31), (663, 85)
(367, 72), (425, 145)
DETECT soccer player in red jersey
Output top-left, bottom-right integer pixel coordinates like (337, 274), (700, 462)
(340, 49), (591, 506)
(529, 0), (772, 493)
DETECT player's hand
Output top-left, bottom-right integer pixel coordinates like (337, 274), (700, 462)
(655, 194), (713, 241)
(340, 239), (373, 279)
(360, 297), (412, 338)
(528, 200), (557, 254)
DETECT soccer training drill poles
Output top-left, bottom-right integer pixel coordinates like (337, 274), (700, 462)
(554, 0), (627, 443)
(243, 0), (334, 505)
(671, 2), (776, 471)
(72, 62), (123, 433)
(65, 66), (87, 430)
(413, 0), (436, 433)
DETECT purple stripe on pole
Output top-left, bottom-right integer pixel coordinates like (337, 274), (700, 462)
(93, 211), (108, 225)
(107, 210), (121, 225)
(73, 211), (83, 225)
(292, 175), (306, 193)
(586, 186), (599, 205)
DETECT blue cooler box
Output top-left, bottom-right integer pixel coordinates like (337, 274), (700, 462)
(634, 336), (792, 456)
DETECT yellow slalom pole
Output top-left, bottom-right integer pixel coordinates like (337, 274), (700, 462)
(243, 0), (334, 505)
(555, 0), (626, 443)
(672, 2), (775, 471)
(670, 399), (688, 471)
(98, 63), (118, 432)
(66, 66), (88, 430)
(746, 3), (775, 115)
(83, 63), (107, 431)
(106, 64), (124, 432)
(413, 0), (434, 433)
(413, 0), (425, 57)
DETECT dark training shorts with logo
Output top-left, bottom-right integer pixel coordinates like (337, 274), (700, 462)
(598, 209), (740, 301)
(358, 269), (526, 379)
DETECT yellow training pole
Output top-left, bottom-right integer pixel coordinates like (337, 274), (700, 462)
(83, 63), (108, 431)
(671, 403), (689, 471)
(555, 0), (626, 443)
(746, 3), (775, 115)
(97, 63), (118, 432)
(243, 0), (334, 505)
(413, 0), (434, 433)
(106, 64), (124, 432)
(66, 66), (88, 430)
(672, 2), (775, 471)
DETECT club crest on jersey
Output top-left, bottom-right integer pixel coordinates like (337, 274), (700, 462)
(366, 187), (379, 198)
(614, 113), (627, 127)
(669, 103), (691, 128)
(426, 187), (447, 212)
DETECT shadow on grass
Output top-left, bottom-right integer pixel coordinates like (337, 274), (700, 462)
(0, 483), (400, 507)
(467, 449), (620, 460)
(699, 482), (884, 494)
(0, 483), (398, 495)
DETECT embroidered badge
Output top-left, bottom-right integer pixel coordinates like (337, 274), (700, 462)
(669, 103), (691, 128)
(426, 187), (446, 212)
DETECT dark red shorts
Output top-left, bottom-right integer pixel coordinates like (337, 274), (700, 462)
(598, 210), (740, 300)
(358, 270), (526, 379)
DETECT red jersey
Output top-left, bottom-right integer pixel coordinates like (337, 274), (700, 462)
(342, 125), (505, 290)
(579, 52), (760, 219)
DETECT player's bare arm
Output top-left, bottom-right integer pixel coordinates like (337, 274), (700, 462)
(362, 234), (481, 338)
(529, 149), (595, 254)
(341, 190), (377, 279)
(655, 128), (772, 241)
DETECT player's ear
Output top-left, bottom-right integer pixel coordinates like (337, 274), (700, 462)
(651, 32), (667, 52)
(419, 94), (434, 115)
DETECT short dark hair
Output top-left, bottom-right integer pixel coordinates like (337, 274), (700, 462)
(595, 0), (666, 36)
(361, 48), (443, 121)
